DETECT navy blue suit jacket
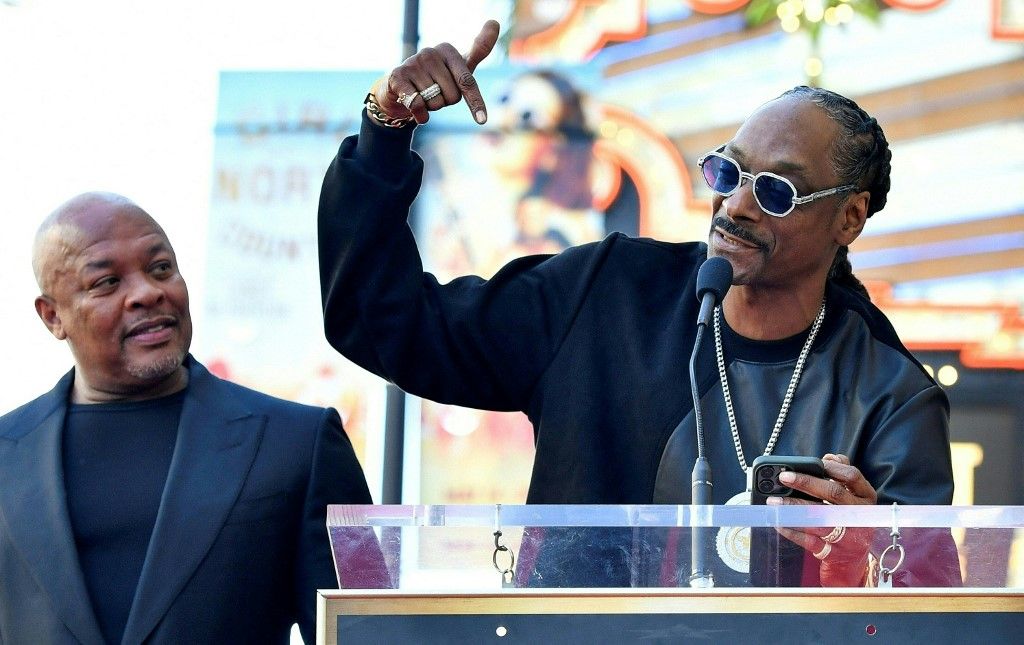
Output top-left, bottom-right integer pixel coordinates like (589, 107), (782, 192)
(0, 356), (374, 644)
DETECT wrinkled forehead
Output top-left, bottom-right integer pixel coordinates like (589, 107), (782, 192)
(51, 200), (170, 255)
(36, 199), (173, 286)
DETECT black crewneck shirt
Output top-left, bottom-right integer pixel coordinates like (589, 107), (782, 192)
(62, 391), (184, 645)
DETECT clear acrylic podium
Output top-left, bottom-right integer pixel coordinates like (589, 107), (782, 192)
(318, 505), (1024, 643)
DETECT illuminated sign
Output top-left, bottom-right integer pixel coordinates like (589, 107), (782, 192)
(881, 0), (947, 11)
(869, 282), (1024, 370)
(992, 0), (1024, 40)
(511, 0), (647, 61)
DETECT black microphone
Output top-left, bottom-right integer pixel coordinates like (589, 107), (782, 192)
(689, 256), (732, 587)
(695, 255), (732, 329)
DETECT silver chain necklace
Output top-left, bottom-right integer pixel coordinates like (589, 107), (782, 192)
(713, 299), (827, 481)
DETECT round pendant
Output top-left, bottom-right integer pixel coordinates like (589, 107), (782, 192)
(716, 491), (751, 573)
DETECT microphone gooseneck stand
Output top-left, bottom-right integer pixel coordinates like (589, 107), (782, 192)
(688, 256), (732, 588)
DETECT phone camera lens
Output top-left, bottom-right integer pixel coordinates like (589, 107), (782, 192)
(757, 479), (774, 494)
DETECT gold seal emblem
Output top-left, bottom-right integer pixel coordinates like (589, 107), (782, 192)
(716, 491), (751, 573)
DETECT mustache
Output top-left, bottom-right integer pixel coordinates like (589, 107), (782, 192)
(711, 216), (770, 252)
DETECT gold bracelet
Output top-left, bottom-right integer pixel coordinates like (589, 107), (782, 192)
(364, 93), (415, 129)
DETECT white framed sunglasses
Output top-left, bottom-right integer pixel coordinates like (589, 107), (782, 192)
(698, 148), (857, 217)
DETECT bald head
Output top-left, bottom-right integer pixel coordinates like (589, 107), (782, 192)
(32, 192), (167, 295)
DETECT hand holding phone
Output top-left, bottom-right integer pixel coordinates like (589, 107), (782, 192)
(748, 455), (826, 586)
(750, 455), (826, 505)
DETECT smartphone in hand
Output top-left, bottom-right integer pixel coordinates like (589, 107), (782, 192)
(750, 455), (826, 505)
(749, 455), (826, 587)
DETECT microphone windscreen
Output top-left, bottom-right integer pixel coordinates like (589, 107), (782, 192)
(695, 256), (733, 303)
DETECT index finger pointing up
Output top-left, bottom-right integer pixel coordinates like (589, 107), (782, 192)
(447, 20), (500, 124)
(465, 20), (500, 72)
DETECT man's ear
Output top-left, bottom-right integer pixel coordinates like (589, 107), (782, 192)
(836, 190), (869, 246)
(35, 296), (67, 340)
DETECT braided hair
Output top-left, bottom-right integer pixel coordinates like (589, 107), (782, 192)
(779, 86), (891, 301)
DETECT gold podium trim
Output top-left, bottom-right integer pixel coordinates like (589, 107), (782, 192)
(316, 588), (1024, 645)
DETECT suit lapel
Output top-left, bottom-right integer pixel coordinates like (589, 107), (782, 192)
(0, 371), (106, 645)
(121, 360), (265, 645)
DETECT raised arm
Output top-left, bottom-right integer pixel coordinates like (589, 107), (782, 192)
(318, 21), (605, 412)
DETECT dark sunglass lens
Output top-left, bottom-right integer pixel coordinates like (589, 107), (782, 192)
(754, 175), (796, 215)
(704, 155), (739, 194)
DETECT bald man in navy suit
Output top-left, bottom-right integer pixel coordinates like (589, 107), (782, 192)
(0, 192), (380, 644)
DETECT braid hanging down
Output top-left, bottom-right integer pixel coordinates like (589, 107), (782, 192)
(779, 86), (892, 301)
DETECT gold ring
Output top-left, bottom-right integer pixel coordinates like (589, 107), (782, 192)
(822, 526), (847, 544)
(813, 541), (832, 560)
(398, 90), (419, 109)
